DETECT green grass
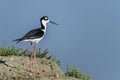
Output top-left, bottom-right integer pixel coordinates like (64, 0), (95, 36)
(0, 46), (20, 56)
(65, 65), (91, 80)
(0, 46), (60, 66)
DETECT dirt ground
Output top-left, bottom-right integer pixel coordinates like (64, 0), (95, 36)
(0, 56), (80, 80)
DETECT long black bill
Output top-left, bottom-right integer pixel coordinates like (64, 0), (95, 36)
(50, 20), (58, 25)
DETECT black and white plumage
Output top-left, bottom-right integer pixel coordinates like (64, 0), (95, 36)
(14, 28), (44, 43)
(14, 16), (58, 43)
(13, 16), (58, 74)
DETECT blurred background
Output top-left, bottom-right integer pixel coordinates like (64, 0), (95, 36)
(0, 0), (120, 80)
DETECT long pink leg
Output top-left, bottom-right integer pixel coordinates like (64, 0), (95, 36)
(34, 42), (40, 75)
(29, 42), (33, 72)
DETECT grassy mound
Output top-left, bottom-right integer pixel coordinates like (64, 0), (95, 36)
(0, 56), (80, 80)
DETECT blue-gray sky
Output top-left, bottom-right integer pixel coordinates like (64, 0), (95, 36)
(0, 0), (120, 80)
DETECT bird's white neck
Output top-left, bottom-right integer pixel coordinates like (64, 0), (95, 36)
(42, 20), (47, 27)
(41, 20), (47, 32)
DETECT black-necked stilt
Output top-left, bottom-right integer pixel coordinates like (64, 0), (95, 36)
(13, 16), (58, 74)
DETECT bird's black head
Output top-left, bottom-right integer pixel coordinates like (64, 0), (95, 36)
(40, 16), (49, 21)
(40, 16), (58, 25)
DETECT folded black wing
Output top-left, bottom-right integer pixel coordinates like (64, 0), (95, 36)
(22, 28), (44, 39)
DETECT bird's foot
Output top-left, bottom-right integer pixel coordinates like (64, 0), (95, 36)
(37, 71), (41, 75)
(35, 68), (41, 75)
(28, 68), (33, 73)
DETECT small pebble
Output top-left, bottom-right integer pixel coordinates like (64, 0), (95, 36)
(10, 58), (13, 61)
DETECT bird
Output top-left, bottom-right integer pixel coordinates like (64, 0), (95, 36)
(13, 16), (58, 74)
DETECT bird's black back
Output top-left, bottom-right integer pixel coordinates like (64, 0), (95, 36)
(13, 28), (44, 43)
(22, 28), (44, 40)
